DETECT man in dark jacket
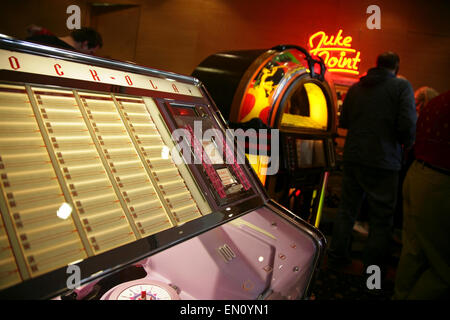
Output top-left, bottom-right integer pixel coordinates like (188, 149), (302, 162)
(327, 52), (417, 280)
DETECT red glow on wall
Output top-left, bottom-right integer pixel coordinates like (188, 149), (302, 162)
(308, 29), (361, 75)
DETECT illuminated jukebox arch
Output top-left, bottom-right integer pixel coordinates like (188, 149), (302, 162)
(193, 45), (338, 226)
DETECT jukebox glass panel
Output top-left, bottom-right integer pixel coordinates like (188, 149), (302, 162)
(295, 139), (326, 168)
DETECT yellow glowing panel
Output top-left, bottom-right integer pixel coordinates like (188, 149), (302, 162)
(304, 83), (328, 129)
(246, 154), (268, 186)
(281, 82), (328, 131)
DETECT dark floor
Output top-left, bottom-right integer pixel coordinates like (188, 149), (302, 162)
(308, 167), (403, 300)
(310, 228), (401, 300)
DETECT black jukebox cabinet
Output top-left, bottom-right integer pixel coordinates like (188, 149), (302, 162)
(0, 36), (325, 300)
(193, 45), (338, 227)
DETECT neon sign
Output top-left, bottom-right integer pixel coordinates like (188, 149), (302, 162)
(308, 29), (361, 75)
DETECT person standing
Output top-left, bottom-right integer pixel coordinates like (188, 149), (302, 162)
(327, 52), (417, 278)
(393, 86), (440, 235)
(414, 86), (439, 116)
(26, 27), (103, 55)
(393, 90), (450, 299)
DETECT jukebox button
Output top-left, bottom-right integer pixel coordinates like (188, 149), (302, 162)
(263, 265), (273, 273)
(242, 280), (254, 291)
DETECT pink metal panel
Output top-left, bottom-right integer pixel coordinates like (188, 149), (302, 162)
(121, 206), (318, 300)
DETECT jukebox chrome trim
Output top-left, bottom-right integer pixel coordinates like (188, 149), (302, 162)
(0, 34), (198, 85)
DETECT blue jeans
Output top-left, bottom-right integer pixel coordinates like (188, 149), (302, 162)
(328, 163), (398, 270)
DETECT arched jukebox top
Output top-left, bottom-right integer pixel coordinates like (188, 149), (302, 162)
(193, 45), (338, 136)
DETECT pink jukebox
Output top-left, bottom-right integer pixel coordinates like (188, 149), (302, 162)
(0, 36), (324, 300)
(193, 45), (338, 227)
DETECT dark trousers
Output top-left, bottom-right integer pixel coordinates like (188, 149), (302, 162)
(393, 160), (450, 299)
(328, 163), (398, 270)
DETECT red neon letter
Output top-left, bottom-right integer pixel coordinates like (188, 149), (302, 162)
(351, 52), (361, 70)
(149, 80), (158, 89)
(309, 29), (360, 75)
(334, 29), (345, 46)
(172, 84), (179, 93)
(343, 36), (352, 47)
(54, 64), (64, 76)
(89, 69), (100, 81)
(8, 56), (20, 70)
(125, 75), (133, 85)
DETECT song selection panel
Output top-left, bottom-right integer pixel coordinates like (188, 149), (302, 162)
(0, 83), (210, 288)
(31, 88), (136, 254)
(115, 96), (202, 224)
(0, 208), (21, 290)
(0, 84), (87, 278)
(78, 93), (174, 236)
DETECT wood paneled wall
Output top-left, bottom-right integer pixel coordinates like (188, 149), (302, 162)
(1, 0), (449, 93)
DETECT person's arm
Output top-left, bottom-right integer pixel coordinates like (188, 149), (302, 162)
(396, 80), (417, 149)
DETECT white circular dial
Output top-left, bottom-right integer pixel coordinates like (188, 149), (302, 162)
(118, 284), (172, 300)
(103, 279), (180, 300)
